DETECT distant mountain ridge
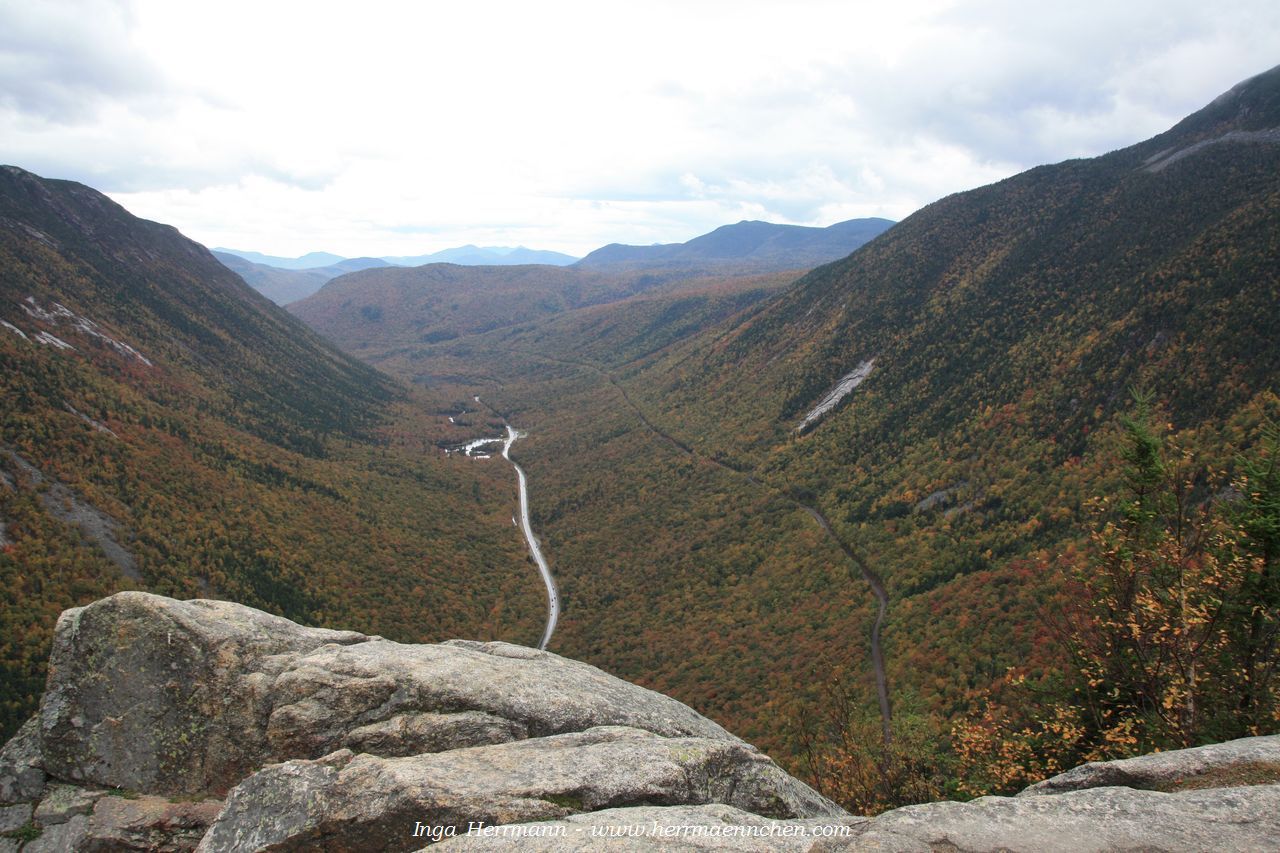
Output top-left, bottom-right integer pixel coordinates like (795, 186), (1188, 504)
(215, 244), (580, 272)
(218, 219), (892, 306)
(576, 217), (895, 270)
(381, 245), (579, 267)
(212, 252), (391, 306)
(212, 248), (347, 269)
(214, 245), (581, 305)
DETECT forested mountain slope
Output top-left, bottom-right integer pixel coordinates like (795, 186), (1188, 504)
(289, 217), (896, 360)
(644, 66), (1280, 453)
(602, 65), (1280, 743)
(0, 167), (542, 739)
(289, 259), (806, 364)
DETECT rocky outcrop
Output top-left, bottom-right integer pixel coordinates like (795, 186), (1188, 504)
(432, 804), (869, 852)
(39, 592), (369, 796)
(1019, 733), (1280, 795)
(4, 591), (1278, 852)
(3, 592), (832, 851)
(38, 592), (738, 798)
(845, 783), (1280, 852)
(432, 781), (1280, 852)
(198, 727), (841, 852)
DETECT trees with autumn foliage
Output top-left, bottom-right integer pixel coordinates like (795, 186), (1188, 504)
(954, 396), (1280, 795)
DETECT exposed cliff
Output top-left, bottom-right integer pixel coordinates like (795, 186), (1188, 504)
(1, 592), (1277, 851)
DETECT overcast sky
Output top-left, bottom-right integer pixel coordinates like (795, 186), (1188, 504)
(2, 0), (1277, 257)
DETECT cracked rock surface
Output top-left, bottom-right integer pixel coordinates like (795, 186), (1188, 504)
(198, 727), (842, 852)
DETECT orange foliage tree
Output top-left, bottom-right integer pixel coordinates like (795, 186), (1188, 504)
(954, 395), (1280, 795)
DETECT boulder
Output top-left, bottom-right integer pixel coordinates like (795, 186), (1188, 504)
(37, 592), (740, 797)
(1020, 734), (1280, 795)
(39, 592), (368, 795)
(197, 726), (842, 852)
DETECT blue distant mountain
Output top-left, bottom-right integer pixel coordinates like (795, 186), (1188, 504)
(381, 246), (579, 267)
(212, 253), (393, 305)
(212, 249), (347, 270)
(214, 219), (895, 306)
(576, 218), (895, 270)
(216, 245), (579, 273)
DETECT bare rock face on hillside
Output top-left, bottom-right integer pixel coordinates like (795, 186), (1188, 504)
(3, 591), (1278, 852)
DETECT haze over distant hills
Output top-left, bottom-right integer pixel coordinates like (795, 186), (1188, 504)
(213, 245), (580, 305)
(217, 245), (580, 271)
(286, 216), (898, 349)
(382, 245), (579, 267)
(212, 252), (390, 306)
(212, 249), (347, 269)
(216, 219), (894, 306)
(576, 217), (896, 270)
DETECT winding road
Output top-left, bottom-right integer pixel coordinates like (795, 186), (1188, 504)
(490, 351), (894, 742)
(501, 424), (559, 650)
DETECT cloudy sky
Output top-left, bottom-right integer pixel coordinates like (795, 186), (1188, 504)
(2, 0), (1277, 258)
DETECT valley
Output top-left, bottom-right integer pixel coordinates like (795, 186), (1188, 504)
(280, 65), (1280, 796)
(1, 64), (1277, 819)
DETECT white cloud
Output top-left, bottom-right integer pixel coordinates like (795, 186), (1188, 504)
(0, 0), (167, 122)
(1, 0), (1277, 256)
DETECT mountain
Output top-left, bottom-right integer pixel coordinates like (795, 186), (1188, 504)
(287, 219), (886, 363)
(220, 245), (580, 271)
(289, 263), (628, 356)
(650, 65), (1280, 448)
(0, 166), (543, 740)
(287, 261), (800, 367)
(286, 66), (1280, 770)
(211, 248), (346, 269)
(537, 64), (1280, 752)
(576, 217), (895, 270)
(212, 251), (393, 305)
(383, 245), (579, 267)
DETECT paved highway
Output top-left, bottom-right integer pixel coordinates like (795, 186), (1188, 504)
(502, 424), (559, 650)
